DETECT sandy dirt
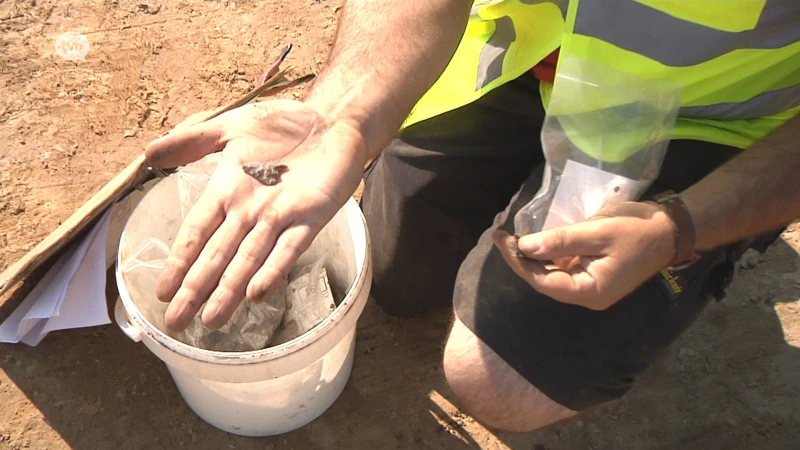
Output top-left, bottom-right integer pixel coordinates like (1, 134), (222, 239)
(1, 1), (799, 449)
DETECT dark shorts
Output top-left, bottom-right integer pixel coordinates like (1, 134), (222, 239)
(360, 74), (781, 411)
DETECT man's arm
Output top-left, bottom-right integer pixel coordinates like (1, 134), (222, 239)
(306, 0), (471, 161)
(144, 0), (472, 331)
(683, 115), (800, 250)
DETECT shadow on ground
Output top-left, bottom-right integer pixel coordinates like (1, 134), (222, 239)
(1, 240), (799, 449)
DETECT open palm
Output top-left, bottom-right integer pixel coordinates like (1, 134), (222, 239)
(144, 99), (367, 331)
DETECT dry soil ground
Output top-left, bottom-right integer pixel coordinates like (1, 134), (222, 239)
(1, 1), (799, 449)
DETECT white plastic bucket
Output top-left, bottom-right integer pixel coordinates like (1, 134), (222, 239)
(114, 160), (371, 436)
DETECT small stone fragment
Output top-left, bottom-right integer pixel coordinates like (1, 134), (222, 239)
(509, 234), (525, 258)
(242, 162), (287, 186)
(136, 3), (161, 14)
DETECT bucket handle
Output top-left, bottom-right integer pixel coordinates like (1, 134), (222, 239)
(114, 297), (143, 343)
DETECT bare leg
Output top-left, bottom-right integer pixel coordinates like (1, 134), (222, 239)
(443, 317), (580, 433)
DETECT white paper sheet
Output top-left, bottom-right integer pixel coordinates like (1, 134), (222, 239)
(0, 207), (114, 346)
(542, 159), (647, 230)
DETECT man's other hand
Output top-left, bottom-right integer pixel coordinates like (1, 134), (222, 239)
(493, 202), (678, 310)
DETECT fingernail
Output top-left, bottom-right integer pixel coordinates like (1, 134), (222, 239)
(164, 309), (186, 333)
(517, 235), (541, 255)
(201, 310), (224, 331)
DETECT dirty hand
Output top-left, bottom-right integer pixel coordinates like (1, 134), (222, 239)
(493, 202), (678, 310)
(144, 100), (367, 332)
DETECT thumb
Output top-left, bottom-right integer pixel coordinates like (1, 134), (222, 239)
(517, 223), (606, 261)
(145, 114), (228, 169)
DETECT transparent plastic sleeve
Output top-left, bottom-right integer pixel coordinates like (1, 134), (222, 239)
(514, 56), (682, 235)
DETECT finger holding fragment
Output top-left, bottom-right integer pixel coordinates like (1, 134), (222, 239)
(493, 229), (599, 305)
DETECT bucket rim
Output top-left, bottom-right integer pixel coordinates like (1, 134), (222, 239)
(116, 195), (370, 365)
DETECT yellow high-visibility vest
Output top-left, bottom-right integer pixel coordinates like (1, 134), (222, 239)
(404, 0), (800, 150)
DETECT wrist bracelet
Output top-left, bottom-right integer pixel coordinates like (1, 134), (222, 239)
(651, 190), (701, 270)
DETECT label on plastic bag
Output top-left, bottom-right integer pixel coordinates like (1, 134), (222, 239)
(271, 267), (336, 346)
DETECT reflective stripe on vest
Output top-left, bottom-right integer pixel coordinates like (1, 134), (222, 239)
(680, 84), (800, 121)
(562, 0), (800, 145)
(569, 0), (800, 122)
(403, 0), (564, 128)
(474, 0), (566, 89)
(404, 0), (799, 150)
(476, 16), (516, 89)
(574, 0), (799, 67)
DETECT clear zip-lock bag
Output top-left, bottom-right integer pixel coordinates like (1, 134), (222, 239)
(514, 56), (683, 236)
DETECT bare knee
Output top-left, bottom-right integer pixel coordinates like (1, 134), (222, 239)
(443, 318), (580, 433)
